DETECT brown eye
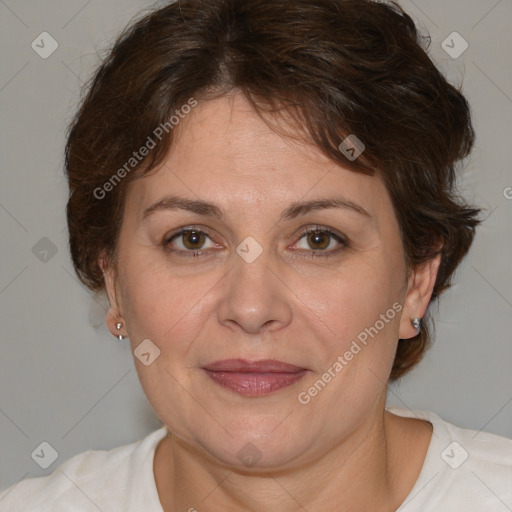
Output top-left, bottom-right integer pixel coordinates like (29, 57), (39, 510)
(306, 230), (331, 250)
(181, 230), (206, 250)
(164, 228), (217, 257)
(293, 227), (348, 258)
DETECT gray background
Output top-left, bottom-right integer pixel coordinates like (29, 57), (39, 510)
(0, 0), (511, 491)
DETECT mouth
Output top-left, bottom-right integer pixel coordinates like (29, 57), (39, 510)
(201, 359), (309, 397)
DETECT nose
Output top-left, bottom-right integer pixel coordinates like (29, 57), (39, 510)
(216, 245), (293, 335)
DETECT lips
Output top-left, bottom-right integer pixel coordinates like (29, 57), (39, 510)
(202, 359), (308, 396)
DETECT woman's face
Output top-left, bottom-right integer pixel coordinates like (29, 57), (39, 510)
(103, 93), (434, 469)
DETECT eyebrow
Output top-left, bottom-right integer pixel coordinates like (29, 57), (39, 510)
(142, 194), (371, 222)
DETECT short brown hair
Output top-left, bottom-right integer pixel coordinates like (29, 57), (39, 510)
(65, 0), (481, 380)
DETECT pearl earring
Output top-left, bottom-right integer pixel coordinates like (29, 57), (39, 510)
(411, 317), (421, 334)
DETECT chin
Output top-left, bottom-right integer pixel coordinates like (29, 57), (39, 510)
(186, 420), (313, 471)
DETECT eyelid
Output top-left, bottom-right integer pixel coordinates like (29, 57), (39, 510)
(291, 225), (347, 242)
(164, 225), (215, 244)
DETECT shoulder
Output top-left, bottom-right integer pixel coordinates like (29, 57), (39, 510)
(389, 408), (512, 511)
(0, 426), (168, 512)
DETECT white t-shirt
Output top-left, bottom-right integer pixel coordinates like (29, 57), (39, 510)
(1, 407), (511, 511)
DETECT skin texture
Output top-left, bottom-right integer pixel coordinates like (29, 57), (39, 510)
(101, 93), (439, 511)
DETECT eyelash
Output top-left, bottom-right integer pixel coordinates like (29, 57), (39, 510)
(163, 226), (349, 259)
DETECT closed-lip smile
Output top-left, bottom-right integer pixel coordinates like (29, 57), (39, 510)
(202, 358), (309, 396)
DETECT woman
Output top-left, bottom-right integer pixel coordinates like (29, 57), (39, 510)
(1, 0), (510, 510)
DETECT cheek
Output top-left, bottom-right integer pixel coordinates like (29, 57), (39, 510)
(119, 258), (218, 348)
(305, 260), (403, 354)
(118, 264), (219, 432)
(295, 265), (403, 415)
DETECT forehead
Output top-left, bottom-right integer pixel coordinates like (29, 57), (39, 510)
(124, 93), (392, 224)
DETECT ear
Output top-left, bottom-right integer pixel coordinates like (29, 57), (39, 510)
(98, 252), (128, 339)
(399, 254), (441, 339)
